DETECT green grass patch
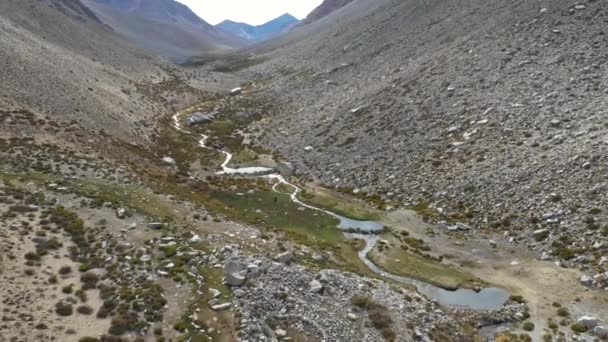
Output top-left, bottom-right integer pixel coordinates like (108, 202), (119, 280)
(210, 190), (339, 238)
(368, 239), (482, 290)
(299, 186), (379, 221)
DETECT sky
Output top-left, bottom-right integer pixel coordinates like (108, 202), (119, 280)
(176, 0), (324, 26)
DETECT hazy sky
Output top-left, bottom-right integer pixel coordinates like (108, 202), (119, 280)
(176, 0), (324, 25)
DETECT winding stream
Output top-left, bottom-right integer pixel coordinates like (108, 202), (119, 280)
(172, 113), (509, 311)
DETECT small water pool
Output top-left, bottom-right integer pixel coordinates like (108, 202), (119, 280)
(347, 234), (510, 311)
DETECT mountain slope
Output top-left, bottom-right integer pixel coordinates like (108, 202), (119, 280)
(215, 13), (298, 44)
(0, 0), (228, 147)
(301, 0), (356, 25)
(250, 0), (608, 300)
(83, 0), (245, 61)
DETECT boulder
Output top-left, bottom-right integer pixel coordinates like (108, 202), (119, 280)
(578, 316), (600, 329)
(593, 325), (608, 338)
(189, 234), (202, 243)
(185, 112), (214, 127)
(532, 229), (549, 241)
(226, 272), (246, 286)
(162, 157), (176, 166)
(455, 222), (471, 231)
(309, 279), (323, 293)
(225, 258), (247, 274)
(230, 87), (242, 96)
(304, 146), (314, 152)
(275, 328), (287, 337)
(225, 258), (248, 286)
(276, 251), (293, 264)
(147, 222), (163, 229)
(211, 303), (232, 311)
(580, 275), (594, 287)
(115, 208), (127, 219)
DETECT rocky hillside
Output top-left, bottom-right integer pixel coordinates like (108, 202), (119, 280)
(83, 0), (245, 61)
(216, 13), (299, 44)
(0, 0), (236, 148)
(300, 0), (356, 25)
(249, 0), (608, 290)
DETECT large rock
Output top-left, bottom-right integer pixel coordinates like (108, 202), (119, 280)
(115, 208), (127, 219)
(211, 303), (232, 311)
(309, 279), (323, 293)
(594, 325), (608, 338)
(162, 157), (176, 166)
(275, 251), (293, 264)
(580, 275), (594, 287)
(185, 112), (214, 127)
(225, 258), (248, 286)
(225, 258), (247, 274)
(578, 316), (600, 329)
(226, 272), (246, 286)
(455, 222), (471, 231)
(532, 229), (549, 241)
(147, 222), (163, 229)
(230, 87), (242, 96)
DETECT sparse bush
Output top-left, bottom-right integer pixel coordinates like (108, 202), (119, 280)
(509, 295), (526, 304)
(24, 252), (40, 261)
(351, 295), (394, 340)
(75, 289), (88, 302)
(78, 338), (100, 342)
(522, 321), (535, 331)
(77, 305), (94, 315)
(557, 307), (569, 317)
(571, 323), (588, 333)
(59, 265), (72, 275)
(96, 306), (110, 319)
(81, 272), (99, 290)
(62, 284), (74, 294)
(55, 301), (74, 316)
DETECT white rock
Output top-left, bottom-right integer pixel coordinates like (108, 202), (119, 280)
(578, 316), (600, 329)
(211, 303), (232, 311)
(209, 288), (221, 298)
(593, 325), (608, 338)
(275, 328), (287, 337)
(148, 222), (163, 229)
(226, 272), (246, 286)
(580, 275), (593, 287)
(304, 146), (314, 152)
(276, 251), (293, 264)
(309, 279), (323, 293)
(347, 313), (358, 321)
(162, 157), (176, 166)
(455, 222), (471, 231)
(116, 208), (127, 219)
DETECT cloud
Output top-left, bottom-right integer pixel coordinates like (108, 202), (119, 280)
(176, 0), (324, 25)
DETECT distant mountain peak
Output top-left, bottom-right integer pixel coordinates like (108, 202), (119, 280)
(215, 13), (299, 43)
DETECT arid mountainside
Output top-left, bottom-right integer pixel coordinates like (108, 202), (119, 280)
(83, 0), (244, 61)
(0, 0), (231, 145)
(251, 0), (608, 291)
(2, 0), (607, 341)
(300, 0), (356, 25)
